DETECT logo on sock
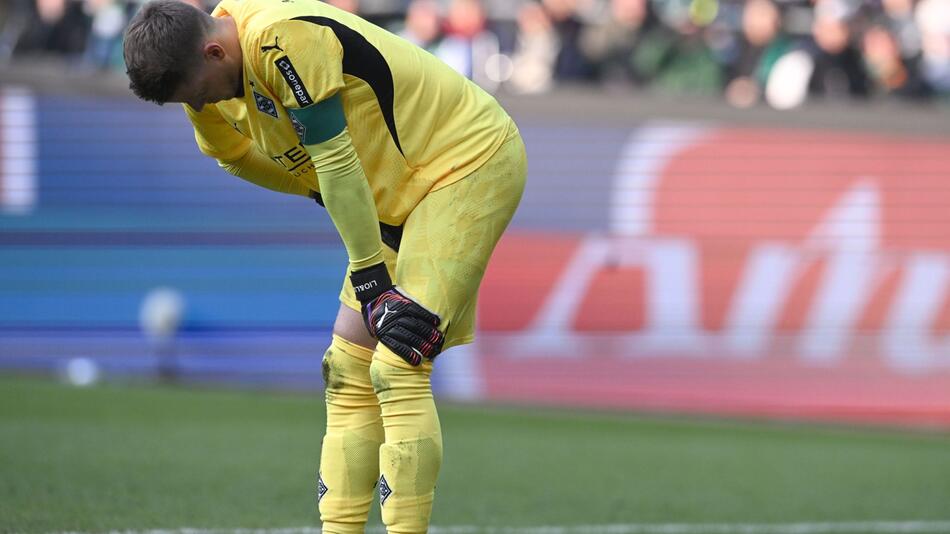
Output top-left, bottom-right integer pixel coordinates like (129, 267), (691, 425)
(317, 472), (328, 503)
(379, 474), (392, 506)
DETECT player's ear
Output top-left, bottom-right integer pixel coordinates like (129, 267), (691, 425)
(203, 42), (226, 61)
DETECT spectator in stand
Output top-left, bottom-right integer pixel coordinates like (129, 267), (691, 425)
(83, 0), (130, 70)
(507, 1), (559, 94)
(724, 0), (792, 108)
(0, 0), (32, 61)
(806, 0), (869, 100)
(580, 0), (656, 89)
(632, 0), (723, 96)
(480, 0), (521, 54)
(882, 0), (921, 61)
(915, 0), (950, 98)
(14, 0), (91, 57)
(3, 0), (948, 107)
(541, 0), (594, 82)
(862, 21), (931, 100)
(437, 0), (501, 90)
(396, 0), (444, 52)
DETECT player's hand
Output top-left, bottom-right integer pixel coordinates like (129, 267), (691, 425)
(350, 263), (445, 366)
(364, 288), (444, 365)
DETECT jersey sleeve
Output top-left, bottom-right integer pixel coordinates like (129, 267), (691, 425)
(220, 143), (312, 198)
(255, 19), (345, 112)
(256, 19), (384, 271)
(304, 129), (384, 270)
(183, 103), (310, 198)
(183, 103), (252, 162)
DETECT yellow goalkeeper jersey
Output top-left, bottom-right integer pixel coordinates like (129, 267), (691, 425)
(185, 0), (513, 225)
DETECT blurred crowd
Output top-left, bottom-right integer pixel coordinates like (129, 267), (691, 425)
(2, 0), (949, 108)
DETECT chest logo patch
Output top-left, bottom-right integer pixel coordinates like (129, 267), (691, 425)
(253, 91), (278, 119)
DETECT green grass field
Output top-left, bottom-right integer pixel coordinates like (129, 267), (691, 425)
(2, 375), (950, 533)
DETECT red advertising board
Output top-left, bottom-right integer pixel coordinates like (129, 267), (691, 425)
(473, 127), (950, 426)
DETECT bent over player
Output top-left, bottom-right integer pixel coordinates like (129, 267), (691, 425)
(123, 0), (525, 532)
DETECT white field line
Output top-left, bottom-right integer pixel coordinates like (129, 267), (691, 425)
(55, 521), (950, 534)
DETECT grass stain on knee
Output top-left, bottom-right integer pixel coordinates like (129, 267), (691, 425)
(370, 364), (392, 401)
(321, 355), (331, 386)
(322, 349), (346, 402)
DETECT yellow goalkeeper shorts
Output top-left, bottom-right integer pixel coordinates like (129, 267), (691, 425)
(339, 121), (526, 350)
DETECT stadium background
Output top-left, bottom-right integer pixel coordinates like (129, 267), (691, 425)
(3, 85), (950, 425)
(2, 0), (950, 531)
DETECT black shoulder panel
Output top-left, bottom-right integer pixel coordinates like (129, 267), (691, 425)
(291, 16), (404, 156)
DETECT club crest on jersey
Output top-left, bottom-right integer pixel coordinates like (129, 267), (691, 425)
(253, 91), (278, 119)
(275, 56), (313, 107)
(317, 472), (328, 503)
(378, 474), (392, 506)
(289, 114), (307, 143)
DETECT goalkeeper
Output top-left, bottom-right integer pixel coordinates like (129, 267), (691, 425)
(123, 0), (525, 532)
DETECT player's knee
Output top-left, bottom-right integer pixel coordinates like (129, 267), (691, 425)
(322, 335), (376, 397)
(321, 344), (344, 394)
(369, 357), (398, 400)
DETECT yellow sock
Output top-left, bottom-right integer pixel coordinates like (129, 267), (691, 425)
(370, 347), (443, 534)
(319, 335), (384, 534)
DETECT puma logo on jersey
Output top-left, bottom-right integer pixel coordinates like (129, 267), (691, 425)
(260, 37), (283, 53)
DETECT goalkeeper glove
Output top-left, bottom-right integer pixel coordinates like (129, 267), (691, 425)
(350, 263), (445, 366)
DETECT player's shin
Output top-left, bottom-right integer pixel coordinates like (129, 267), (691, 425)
(319, 335), (385, 534)
(370, 349), (443, 534)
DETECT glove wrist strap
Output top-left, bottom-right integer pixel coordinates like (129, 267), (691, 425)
(350, 262), (393, 306)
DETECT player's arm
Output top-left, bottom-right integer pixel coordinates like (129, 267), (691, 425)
(295, 99), (385, 273)
(259, 20), (443, 363)
(300, 102), (444, 364)
(184, 103), (310, 196)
